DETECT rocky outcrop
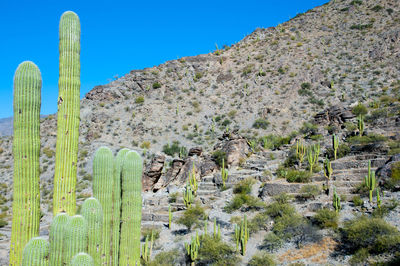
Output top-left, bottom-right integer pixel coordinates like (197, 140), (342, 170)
(376, 154), (400, 190)
(214, 131), (250, 166)
(314, 105), (355, 125)
(143, 154), (165, 191)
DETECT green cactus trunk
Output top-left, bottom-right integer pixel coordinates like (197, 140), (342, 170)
(53, 10), (81, 216)
(92, 147), (114, 265)
(63, 215), (88, 265)
(112, 148), (130, 265)
(10, 61), (42, 266)
(119, 151), (143, 265)
(81, 198), (103, 265)
(70, 253), (94, 266)
(49, 213), (70, 266)
(21, 237), (49, 266)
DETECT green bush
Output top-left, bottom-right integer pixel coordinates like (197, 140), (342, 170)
(352, 195), (363, 207)
(265, 201), (295, 219)
(325, 143), (350, 160)
(340, 216), (400, 254)
(224, 194), (264, 213)
(253, 118), (269, 129)
(147, 249), (181, 266)
(0, 219), (7, 228)
(299, 122), (319, 136)
(261, 134), (294, 150)
(313, 208), (338, 229)
(197, 234), (240, 266)
(42, 147), (55, 158)
(233, 178), (256, 194)
(277, 168), (311, 183)
(141, 228), (160, 241)
(299, 185), (320, 200)
(212, 150), (227, 167)
(135, 95), (145, 104)
(261, 232), (283, 252)
(162, 141), (186, 157)
(176, 205), (207, 231)
(349, 248), (369, 265)
(352, 103), (368, 116)
(248, 212), (270, 234)
(248, 252), (276, 266)
(152, 82), (161, 89)
(346, 134), (387, 145)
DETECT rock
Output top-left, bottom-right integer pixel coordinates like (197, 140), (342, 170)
(175, 157), (202, 184)
(143, 154), (165, 191)
(188, 147), (202, 157)
(376, 154), (400, 189)
(314, 105), (355, 125)
(259, 182), (303, 198)
(214, 132), (250, 166)
(153, 158), (185, 191)
(350, 142), (389, 154)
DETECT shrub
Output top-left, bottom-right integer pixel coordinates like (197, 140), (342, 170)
(152, 82), (161, 89)
(197, 234), (240, 266)
(233, 178), (256, 194)
(346, 134), (387, 145)
(299, 185), (320, 200)
(352, 103), (368, 116)
(301, 82), (311, 90)
(0, 219), (7, 228)
(248, 212), (270, 234)
(325, 143), (350, 159)
(135, 95), (145, 104)
(349, 248), (369, 265)
(352, 195), (363, 206)
(261, 134), (292, 150)
(141, 228), (160, 241)
(162, 141), (186, 157)
(147, 249), (181, 266)
(140, 141), (151, 149)
(265, 202), (295, 219)
(42, 147), (55, 158)
(299, 122), (319, 136)
(278, 168), (311, 183)
(212, 150), (227, 167)
(168, 192), (179, 203)
(248, 252), (276, 266)
(224, 194), (264, 213)
(313, 208), (338, 229)
(261, 232), (283, 252)
(340, 216), (400, 254)
(176, 205), (207, 231)
(253, 118), (269, 129)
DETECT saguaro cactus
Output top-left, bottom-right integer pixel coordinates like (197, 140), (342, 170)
(112, 148), (129, 266)
(10, 61), (42, 266)
(365, 160), (376, 203)
(119, 151), (143, 266)
(49, 213), (70, 266)
(332, 134), (339, 160)
(63, 215), (88, 264)
(92, 147), (114, 265)
(53, 10), (81, 215)
(81, 198), (103, 265)
(185, 234), (199, 266)
(296, 139), (306, 168)
(21, 237), (49, 266)
(70, 253), (94, 266)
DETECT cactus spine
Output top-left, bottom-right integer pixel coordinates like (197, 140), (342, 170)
(119, 151), (143, 265)
(92, 147), (114, 265)
(53, 11), (81, 215)
(49, 213), (69, 266)
(21, 237), (49, 266)
(10, 61), (42, 266)
(81, 198), (103, 265)
(64, 215), (88, 264)
(70, 253), (94, 266)
(332, 134), (339, 160)
(365, 160), (376, 203)
(112, 148), (129, 265)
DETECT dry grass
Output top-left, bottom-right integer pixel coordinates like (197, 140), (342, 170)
(278, 237), (337, 264)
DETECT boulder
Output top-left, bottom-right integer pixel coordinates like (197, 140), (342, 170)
(314, 105), (355, 125)
(188, 147), (202, 157)
(259, 182), (303, 198)
(143, 154), (165, 191)
(214, 131), (250, 166)
(376, 154), (400, 190)
(153, 158), (184, 191)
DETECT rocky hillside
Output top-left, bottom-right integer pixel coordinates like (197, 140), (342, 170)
(1, 0), (400, 265)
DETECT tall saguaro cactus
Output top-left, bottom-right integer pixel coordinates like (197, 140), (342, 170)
(81, 198), (103, 266)
(49, 213), (69, 266)
(92, 147), (114, 265)
(10, 61), (42, 266)
(112, 148), (130, 266)
(53, 10), (81, 215)
(21, 237), (49, 266)
(119, 151), (143, 265)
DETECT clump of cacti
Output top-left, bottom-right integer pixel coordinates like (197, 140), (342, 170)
(365, 160), (377, 203)
(10, 61), (42, 266)
(53, 11), (81, 216)
(185, 233), (200, 266)
(64, 215), (88, 264)
(141, 231), (154, 263)
(184, 183), (194, 208)
(323, 158), (333, 182)
(92, 146), (114, 265)
(234, 215), (249, 255)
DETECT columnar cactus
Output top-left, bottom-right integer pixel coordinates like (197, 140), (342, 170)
(53, 10), (81, 215)
(234, 215), (249, 255)
(92, 147), (114, 265)
(365, 160), (376, 203)
(323, 158), (333, 182)
(333, 188), (341, 213)
(49, 213), (69, 266)
(296, 139), (306, 168)
(221, 158), (228, 188)
(21, 237), (49, 266)
(183, 183), (194, 208)
(119, 151), (143, 265)
(332, 134), (339, 160)
(70, 253), (94, 266)
(10, 61), (42, 266)
(112, 148), (129, 266)
(168, 204), (173, 229)
(189, 162), (198, 195)
(81, 198), (103, 265)
(185, 234), (199, 266)
(141, 232), (154, 263)
(307, 143), (320, 173)
(358, 115), (364, 136)
(63, 215), (88, 264)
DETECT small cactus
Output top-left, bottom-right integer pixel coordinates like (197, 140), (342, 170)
(307, 143), (320, 173)
(183, 183), (194, 208)
(185, 234), (199, 266)
(221, 158), (228, 188)
(234, 215), (249, 255)
(168, 205), (173, 229)
(333, 188), (341, 213)
(376, 187), (382, 209)
(189, 162), (198, 195)
(296, 139), (306, 168)
(365, 160), (376, 203)
(358, 115), (364, 136)
(332, 134), (339, 160)
(21, 237), (49, 266)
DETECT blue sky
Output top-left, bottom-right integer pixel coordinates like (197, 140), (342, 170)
(0, 0), (328, 118)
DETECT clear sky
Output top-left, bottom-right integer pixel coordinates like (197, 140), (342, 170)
(0, 0), (328, 118)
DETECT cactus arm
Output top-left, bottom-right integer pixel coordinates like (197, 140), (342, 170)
(119, 151), (143, 265)
(10, 61), (42, 266)
(53, 11), (81, 215)
(21, 237), (49, 266)
(81, 197), (103, 265)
